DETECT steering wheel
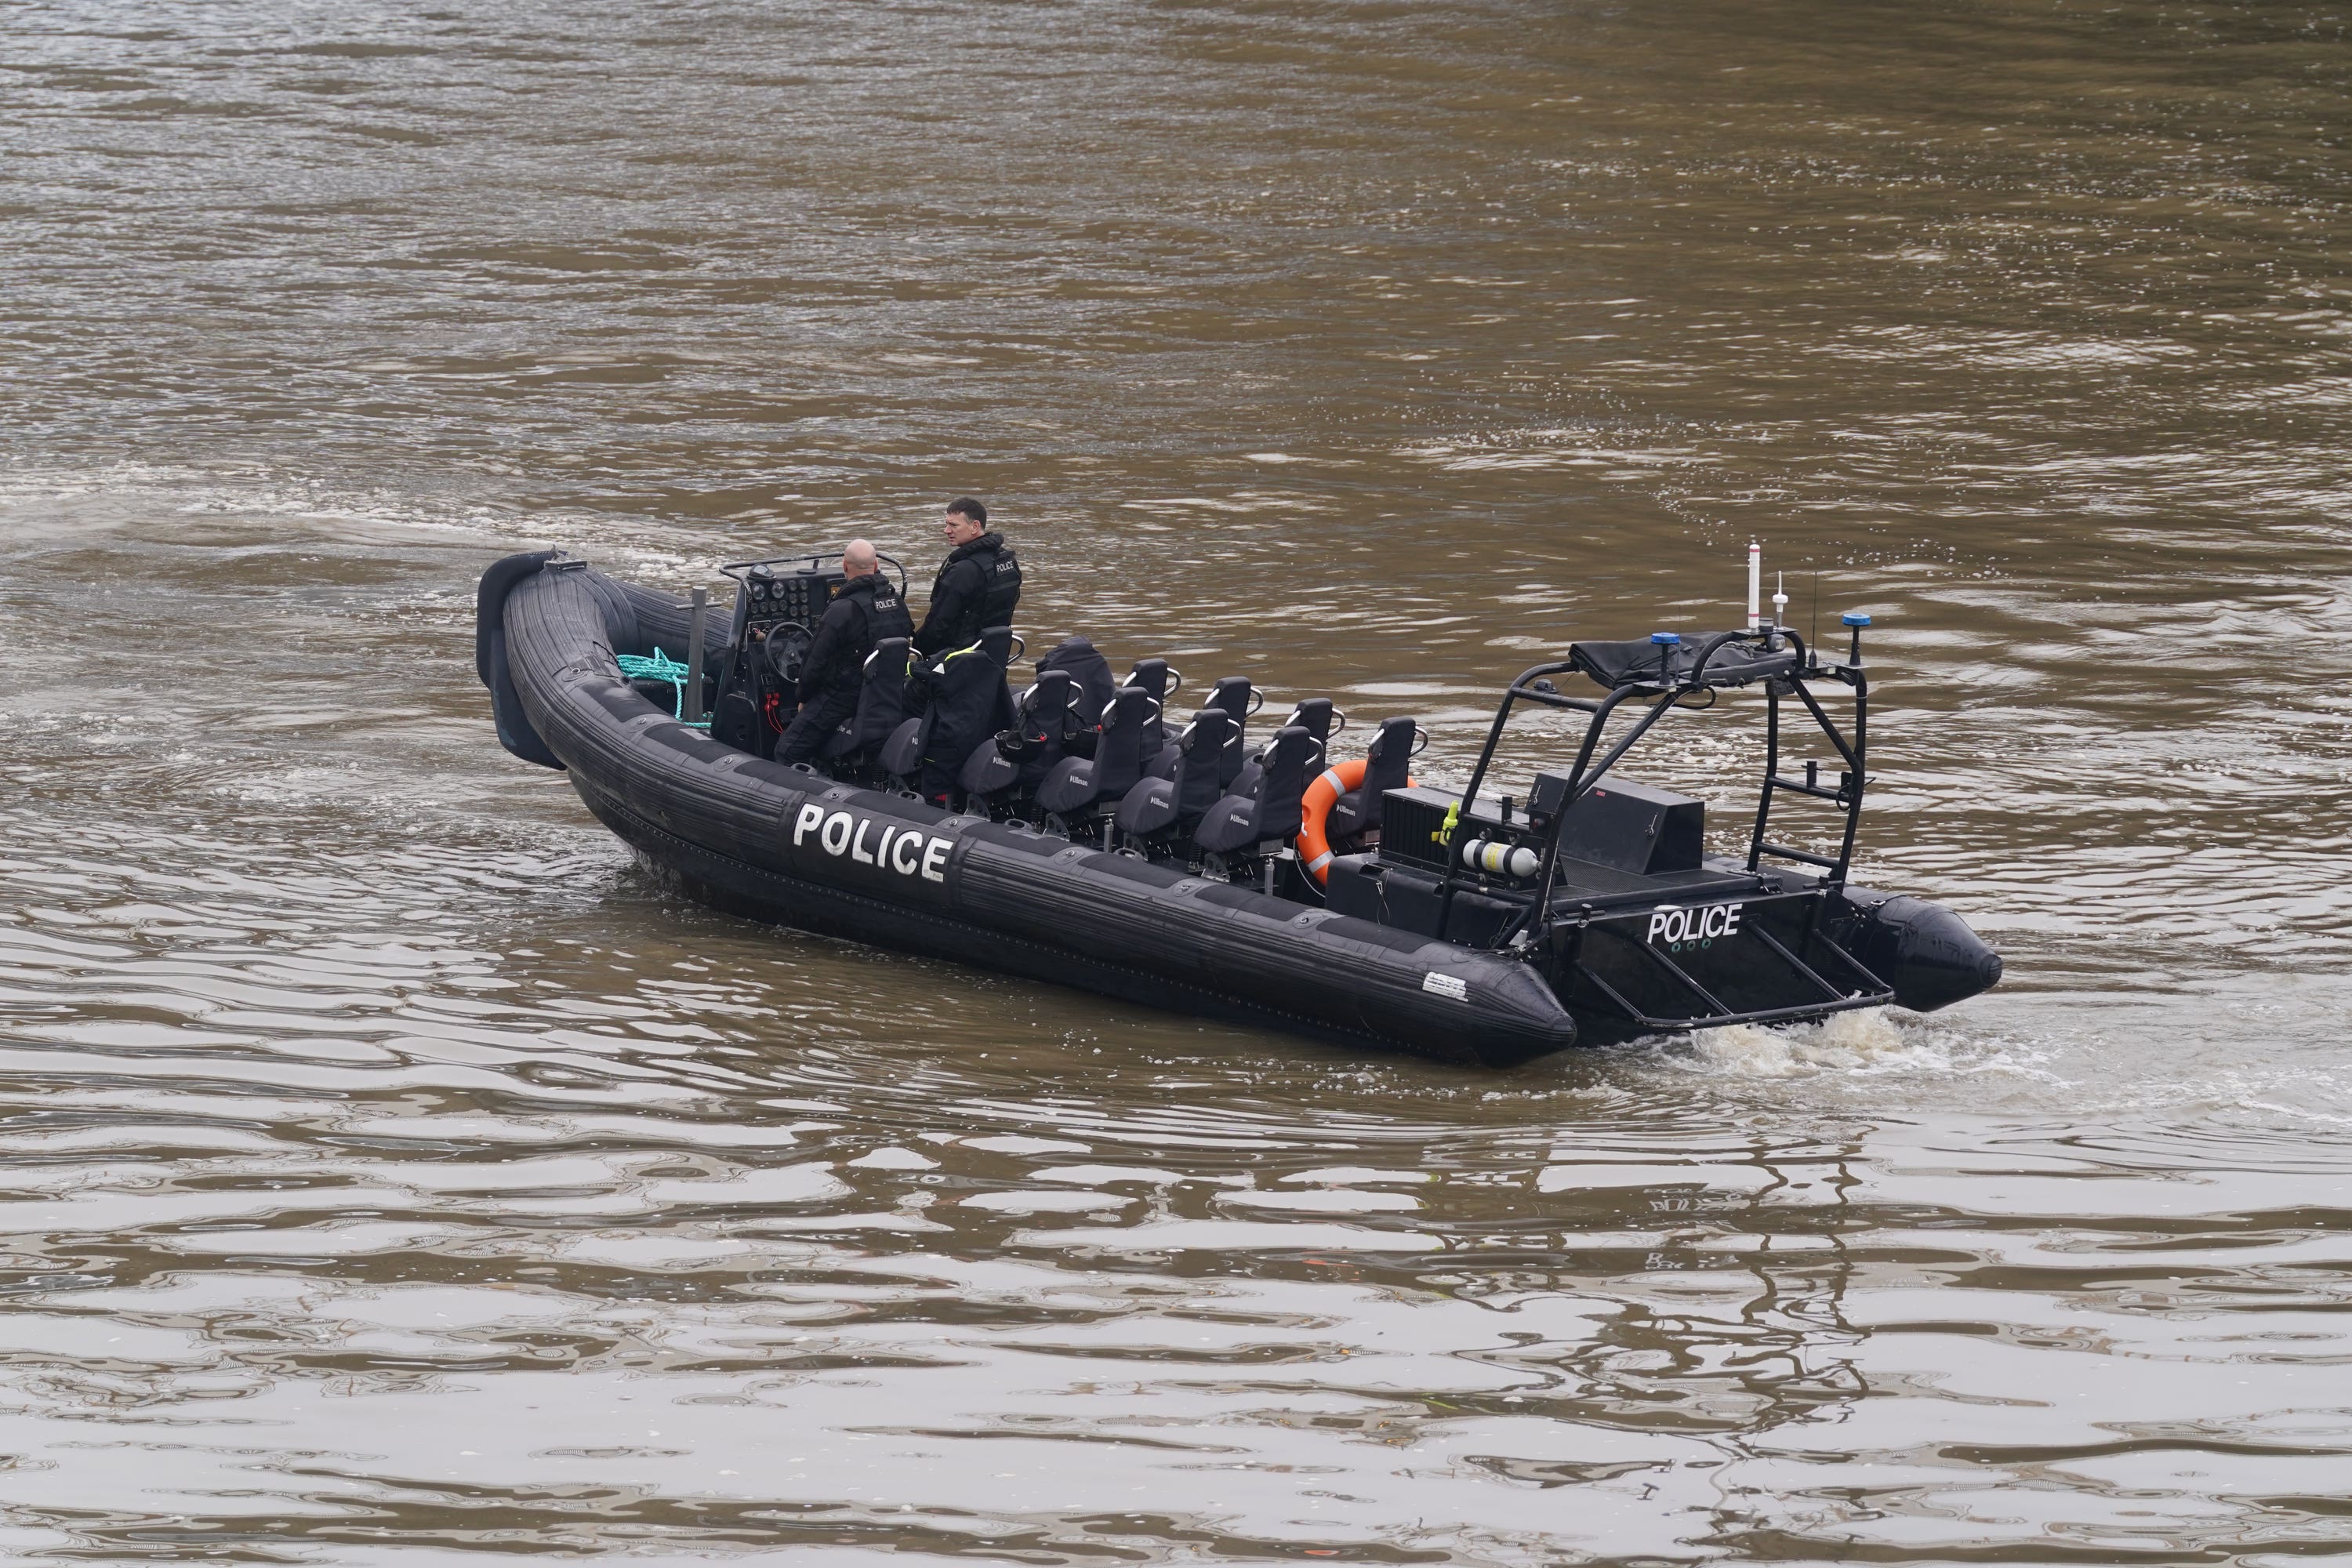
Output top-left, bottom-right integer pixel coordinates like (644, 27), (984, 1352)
(765, 623), (815, 684)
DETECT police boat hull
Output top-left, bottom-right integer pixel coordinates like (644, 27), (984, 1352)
(478, 553), (1999, 1066)
(485, 553), (1578, 1065)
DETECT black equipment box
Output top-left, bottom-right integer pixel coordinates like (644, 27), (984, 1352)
(1379, 786), (1472, 874)
(1378, 778), (1704, 879)
(1526, 769), (1573, 825)
(1557, 777), (1704, 875)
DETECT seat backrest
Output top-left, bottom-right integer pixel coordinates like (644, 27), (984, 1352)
(1174, 706), (1237, 822)
(978, 626), (1018, 731)
(851, 637), (914, 747)
(920, 625), (1017, 777)
(1091, 684), (1154, 800)
(1207, 677), (1254, 787)
(1124, 659), (1178, 753)
(1014, 670), (1080, 786)
(1253, 724), (1317, 840)
(1278, 699), (1337, 764)
(1279, 698), (1334, 742)
(1358, 715), (1418, 829)
(1022, 670), (1076, 739)
(1037, 637), (1116, 727)
(1208, 676), (1254, 728)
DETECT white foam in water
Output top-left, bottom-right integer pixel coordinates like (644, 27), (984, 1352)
(1622, 1006), (2088, 1108)
(1668, 1007), (1936, 1077)
(0, 459), (719, 567)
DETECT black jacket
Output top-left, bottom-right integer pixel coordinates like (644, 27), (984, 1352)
(913, 532), (1021, 655)
(798, 572), (913, 704)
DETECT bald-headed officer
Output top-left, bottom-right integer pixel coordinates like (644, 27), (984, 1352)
(775, 539), (913, 767)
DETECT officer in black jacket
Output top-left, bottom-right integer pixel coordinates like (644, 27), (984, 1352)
(776, 539), (914, 766)
(912, 496), (1021, 656)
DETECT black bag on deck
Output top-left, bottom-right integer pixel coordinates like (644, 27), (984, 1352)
(916, 626), (1017, 797)
(1035, 636), (1116, 727)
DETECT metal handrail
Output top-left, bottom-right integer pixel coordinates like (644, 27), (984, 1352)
(721, 547), (911, 598)
(1447, 629), (1870, 947)
(1745, 662), (1867, 887)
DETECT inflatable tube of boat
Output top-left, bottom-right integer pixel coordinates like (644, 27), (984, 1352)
(477, 550), (564, 770)
(1838, 887), (2004, 1013)
(479, 551), (739, 771)
(494, 557), (1581, 1066)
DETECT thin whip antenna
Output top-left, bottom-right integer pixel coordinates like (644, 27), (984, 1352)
(1811, 572), (1820, 649)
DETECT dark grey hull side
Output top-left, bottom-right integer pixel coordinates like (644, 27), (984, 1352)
(494, 556), (1580, 1067)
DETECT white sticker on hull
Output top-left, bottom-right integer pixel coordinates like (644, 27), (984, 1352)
(1422, 971), (1468, 1001)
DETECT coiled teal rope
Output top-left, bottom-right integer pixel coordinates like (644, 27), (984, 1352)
(615, 648), (706, 724)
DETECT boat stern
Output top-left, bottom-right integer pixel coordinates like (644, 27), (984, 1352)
(1837, 891), (2003, 1014)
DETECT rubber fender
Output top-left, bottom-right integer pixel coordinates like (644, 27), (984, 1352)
(1846, 891), (2002, 1013)
(477, 550), (564, 770)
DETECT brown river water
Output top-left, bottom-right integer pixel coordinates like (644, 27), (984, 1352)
(5, 1), (2351, 1560)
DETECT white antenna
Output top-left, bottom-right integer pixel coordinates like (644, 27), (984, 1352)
(1746, 540), (1761, 633)
(1770, 572), (1788, 650)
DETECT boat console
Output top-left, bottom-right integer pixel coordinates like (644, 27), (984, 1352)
(706, 549), (907, 757)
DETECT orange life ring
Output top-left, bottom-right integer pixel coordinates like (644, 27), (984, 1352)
(1297, 756), (1414, 886)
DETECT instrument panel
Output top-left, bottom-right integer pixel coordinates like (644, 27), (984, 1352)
(741, 565), (845, 630)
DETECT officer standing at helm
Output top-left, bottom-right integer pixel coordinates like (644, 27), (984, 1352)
(912, 496), (1021, 656)
(775, 539), (913, 766)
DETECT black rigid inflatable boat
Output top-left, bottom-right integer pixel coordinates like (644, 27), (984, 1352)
(477, 549), (2000, 1066)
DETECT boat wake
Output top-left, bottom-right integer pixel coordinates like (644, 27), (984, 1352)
(1639, 1005), (2045, 1083)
